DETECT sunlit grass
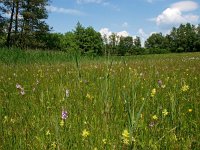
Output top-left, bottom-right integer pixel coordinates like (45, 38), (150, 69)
(0, 49), (200, 149)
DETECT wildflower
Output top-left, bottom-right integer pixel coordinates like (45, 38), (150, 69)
(123, 138), (130, 145)
(188, 109), (192, 112)
(86, 93), (94, 100)
(152, 115), (158, 120)
(158, 79), (162, 87)
(16, 83), (22, 89)
(102, 139), (107, 145)
(140, 113), (143, 119)
(36, 80), (39, 85)
(181, 84), (189, 92)
(62, 110), (68, 120)
(122, 129), (130, 138)
(11, 118), (15, 123)
(20, 90), (25, 95)
(66, 89), (69, 98)
(60, 120), (64, 127)
(162, 109), (169, 116)
(82, 129), (90, 138)
(122, 129), (130, 145)
(151, 88), (156, 97)
(149, 122), (155, 127)
(161, 85), (166, 88)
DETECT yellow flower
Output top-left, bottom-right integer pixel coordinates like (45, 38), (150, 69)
(102, 139), (107, 145)
(60, 120), (64, 127)
(121, 129), (130, 145)
(181, 85), (189, 92)
(188, 109), (192, 112)
(123, 138), (130, 145)
(10, 118), (15, 123)
(82, 129), (90, 138)
(86, 93), (94, 100)
(161, 85), (166, 88)
(152, 115), (158, 120)
(122, 129), (130, 138)
(162, 109), (169, 116)
(151, 88), (156, 97)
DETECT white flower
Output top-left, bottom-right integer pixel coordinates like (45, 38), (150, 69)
(21, 90), (25, 95)
(66, 89), (69, 98)
(16, 83), (22, 89)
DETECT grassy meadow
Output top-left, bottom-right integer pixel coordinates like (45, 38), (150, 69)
(0, 49), (200, 149)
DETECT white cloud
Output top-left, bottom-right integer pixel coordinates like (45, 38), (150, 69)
(171, 1), (198, 12)
(99, 28), (130, 38)
(46, 5), (85, 16)
(122, 22), (128, 28)
(99, 28), (112, 38)
(117, 31), (129, 37)
(138, 28), (153, 47)
(154, 1), (199, 27)
(138, 28), (148, 38)
(99, 28), (139, 45)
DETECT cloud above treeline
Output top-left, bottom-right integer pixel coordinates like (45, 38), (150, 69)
(99, 28), (130, 38)
(46, 5), (86, 16)
(151, 1), (199, 28)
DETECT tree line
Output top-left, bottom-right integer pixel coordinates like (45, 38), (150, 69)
(1, 0), (200, 55)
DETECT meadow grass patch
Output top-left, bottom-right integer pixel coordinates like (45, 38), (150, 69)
(0, 49), (200, 149)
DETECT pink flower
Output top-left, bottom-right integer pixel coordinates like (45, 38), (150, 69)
(62, 110), (68, 120)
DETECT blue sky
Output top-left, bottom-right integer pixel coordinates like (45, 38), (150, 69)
(46, 0), (200, 43)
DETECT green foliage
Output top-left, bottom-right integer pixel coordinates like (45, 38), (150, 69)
(74, 22), (103, 56)
(44, 33), (63, 50)
(145, 23), (200, 53)
(145, 33), (165, 49)
(167, 23), (199, 53)
(61, 32), (79, 54)
(0, 0), (50, 48)
(118, 36), (133, 56)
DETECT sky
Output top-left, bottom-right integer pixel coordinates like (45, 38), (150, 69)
(46, 0), (200, 44)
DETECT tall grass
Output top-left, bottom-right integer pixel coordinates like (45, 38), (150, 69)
(0, 48), (200, 149)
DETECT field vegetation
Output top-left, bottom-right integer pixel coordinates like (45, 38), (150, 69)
(0, 49), (200, 149)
